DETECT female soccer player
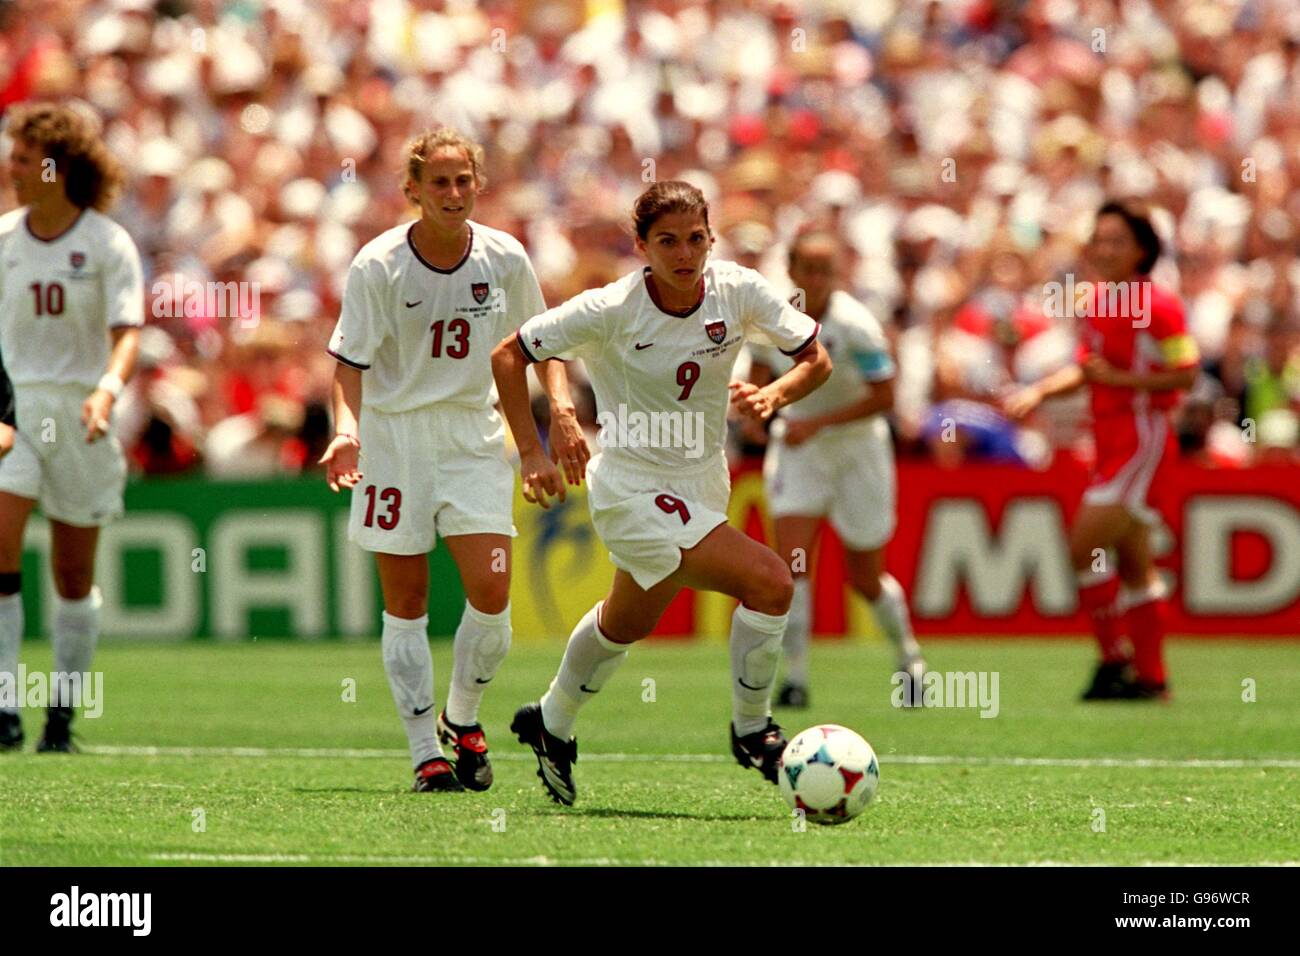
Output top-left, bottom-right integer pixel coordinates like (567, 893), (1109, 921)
(749, 230), (925, 710)
(321, 128), (587, 792)
(1005, 200), (1198, 700)
(492, 180), (832, 805)
(0, 103), (142, 752)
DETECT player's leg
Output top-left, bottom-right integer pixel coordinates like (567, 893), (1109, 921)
(438, 532), (513, 791)
(0, 492), (36, 751)
(844, 545), (926, 702)
(374, 551), (460, 791)
(514, 570), (678, 806)
(1070, 501), (1137, 699)
(771, 515), (821, 706)
(671, 523), (794, 782)
(1114, 521), (1169, 698)
(38, 520), (102, 752)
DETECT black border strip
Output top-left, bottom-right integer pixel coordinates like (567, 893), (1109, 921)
(406, 222), (473, 275)
(780, 322), (821, 356)
(327, 347), (370, 370)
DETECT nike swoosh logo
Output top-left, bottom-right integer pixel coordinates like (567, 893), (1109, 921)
(413, 704), (433, 716)
(405, 300), (423, 308)
(579, 684), (599, 694)
(475, 677), (492, 685)
(634, 342), (653, 350)
(737, 678), (769, 691)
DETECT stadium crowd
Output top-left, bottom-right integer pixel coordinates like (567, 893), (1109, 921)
(1, 0), (1298, 476)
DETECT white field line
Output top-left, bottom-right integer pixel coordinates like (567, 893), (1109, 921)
(82, 745), (1300, 769)
(146, 852), (1300, 867)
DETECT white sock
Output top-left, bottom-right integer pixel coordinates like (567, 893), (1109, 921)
(730, 604), (787, 736)
(782, 577), (811, 685)
(446, 601), (512, 726)
(0, 592), (21, 716)
(872, 574), (923, 668)
(540, 602), (628, 741)
(381, 611), (442, 768)
(52, 588), (102, 711)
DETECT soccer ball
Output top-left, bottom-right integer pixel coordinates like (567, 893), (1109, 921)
(778, 724), (879, 825)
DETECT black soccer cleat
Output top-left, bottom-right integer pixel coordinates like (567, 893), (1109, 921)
(1081, 660), (1135, 701)
(412, 757), (465, 792)
(731, 718), (786, 785)
(36, 707), (76, 754)
(511, 703), (578, 806)
(437, 710), (493, 791)
(775, 682), (809, 709)
(0, 711), (23, 752)
(1119, 679), (1170, 702)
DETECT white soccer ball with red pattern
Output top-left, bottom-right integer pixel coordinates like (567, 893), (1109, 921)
(778, 724), (879, 825)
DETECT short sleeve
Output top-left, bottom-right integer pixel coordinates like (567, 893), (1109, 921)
(104, 226), (144, 328)
(1149, 295), (1199, 369)
(740, 269), (819, 355)
(516, 289), (607, 363)
(844, 308), (896, 382)
(328, 259), (385, 370)
(506, 252), (547, 332)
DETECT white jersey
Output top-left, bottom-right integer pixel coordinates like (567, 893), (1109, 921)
(328, 220), (545, 414)
(518, 260), (819, 471)
(0, 207), (144, 388)
(754, 289), (894, 420)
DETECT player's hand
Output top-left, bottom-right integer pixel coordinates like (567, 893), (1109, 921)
(82, 389), (114, 443)
(548, 408), (590, 485)
(1082, 355), (1124, 386)
(521, 448), (565, 509)
(1001, 385), (1041, 421)
(728, 380), (776, 422)
(783, 418), (820, 447)
(319, 435), (363, 492)
(0, 422), (13, 460)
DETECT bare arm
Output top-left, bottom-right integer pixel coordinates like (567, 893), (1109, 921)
(492, 335), (565, 508)
(320, 363), (363, 491)
(533, 357), (590, 484)
(1003, 363), (1086, 420)
(83, 326), (141, 443)
(730, 341), (832, 422)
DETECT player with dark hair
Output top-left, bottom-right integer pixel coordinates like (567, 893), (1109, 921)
(492, 180), (832, 805)
(0, 102), (142, 752)
(1005, 200), (1198, 700)
(749, 229), (925, 709)
(321, 127), (587, 792)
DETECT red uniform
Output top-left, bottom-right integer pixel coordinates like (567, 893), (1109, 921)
(1076, 281), (1199, 523)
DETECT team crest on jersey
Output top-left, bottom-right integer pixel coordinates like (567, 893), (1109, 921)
(471, 282), (489, 304)
(70, 251), (85, 270)
(705, 321), (727, 344)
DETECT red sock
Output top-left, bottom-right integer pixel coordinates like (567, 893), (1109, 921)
(1125, 596), (1167, 686)
(1078, 575), (1126, 664)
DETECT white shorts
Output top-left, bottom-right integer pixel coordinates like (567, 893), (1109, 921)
(764, 417), (896, 551)
(349, 403), (516, 555)
(586, 452), (731, 590)
(0, 384), (127, 527)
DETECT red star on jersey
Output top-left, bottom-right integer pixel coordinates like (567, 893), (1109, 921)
(532, 337), (542, 349)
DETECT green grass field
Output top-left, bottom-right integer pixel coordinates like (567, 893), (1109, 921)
(2, 638), (1298, 866)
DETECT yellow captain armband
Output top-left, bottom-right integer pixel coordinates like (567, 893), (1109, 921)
(1159, 334), (1199, 368)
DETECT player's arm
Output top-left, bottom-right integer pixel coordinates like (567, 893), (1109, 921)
(1081, 308), (1200, 392)
(730, 339), (831, 423)
(83, 326), (140, 443)
(492, 335), (565, 509)
(1002, 364), (1086, 420)
(0, 347), (14, 459)
(533, 358), (590, 485)
(320, 363), (363, 492)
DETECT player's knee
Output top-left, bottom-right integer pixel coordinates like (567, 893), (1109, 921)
(52, 564), (95, 600)
(745, 556), (794, 615)
(467, 579), (510, 616)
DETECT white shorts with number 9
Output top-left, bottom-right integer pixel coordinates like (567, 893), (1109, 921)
(586, 451), (730, 591)
(348, 403), (516, 555)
